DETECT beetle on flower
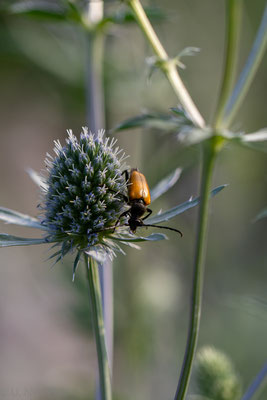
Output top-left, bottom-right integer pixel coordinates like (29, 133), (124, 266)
(0, 127), (225, 279)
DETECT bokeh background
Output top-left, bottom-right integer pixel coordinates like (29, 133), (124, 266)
(0, 0), (266, 399)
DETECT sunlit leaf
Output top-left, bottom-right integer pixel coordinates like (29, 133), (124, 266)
(178, 127), (213, 145)
(243, 129), (267, 142)
(150, 168), (182, 202)
(237, 129), (267, 153)
(147, 185), (227, 224)
(0, 207), (48, 230)
(27, 168), (48, 191)
(72, 251), (81, 282)
(0, 233), (49, 247)
(85, 248), (107, 264)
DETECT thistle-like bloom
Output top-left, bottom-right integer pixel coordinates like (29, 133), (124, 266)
(41, 128), (129, 262)
(0, 127), (226, 277)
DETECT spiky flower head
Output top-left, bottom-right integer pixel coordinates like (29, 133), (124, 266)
(41, 128), (128, 263)
(193, 347), (242, 400)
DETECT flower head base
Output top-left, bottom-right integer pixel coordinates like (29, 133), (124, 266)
(42, 128), (128, 259)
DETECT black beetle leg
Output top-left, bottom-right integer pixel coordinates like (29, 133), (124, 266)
(142, 208), (152, 221)
(122, 169), (129, 182)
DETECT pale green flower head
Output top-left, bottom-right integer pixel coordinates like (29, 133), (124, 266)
(193, 346), (242, 400)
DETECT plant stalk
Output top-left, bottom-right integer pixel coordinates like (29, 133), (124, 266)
(213, 0), (242, 129)
(127, 0), (205, 129)
(174, 139), (217, 400)
(223, 4), (267, 128)
(84, 1), (114, 397)
(85, 255), (112, 400)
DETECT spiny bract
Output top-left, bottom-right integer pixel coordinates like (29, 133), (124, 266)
(41, 128), (128, 260)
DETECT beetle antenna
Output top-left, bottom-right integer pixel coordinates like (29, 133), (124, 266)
(143, 224), (183, 237)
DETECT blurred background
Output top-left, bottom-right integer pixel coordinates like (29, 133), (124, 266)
(0, 0), (266, 399)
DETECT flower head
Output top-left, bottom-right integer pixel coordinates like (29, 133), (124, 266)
(0, 126), (226, 277)
(193, 347), (242, 400)
(41, 128), (128, 262)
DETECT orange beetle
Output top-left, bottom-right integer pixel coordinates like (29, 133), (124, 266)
(128, 169), (151, 206)
(118, 168), (182, 236)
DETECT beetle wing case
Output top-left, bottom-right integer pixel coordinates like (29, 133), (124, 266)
(128, 169), (151, 205)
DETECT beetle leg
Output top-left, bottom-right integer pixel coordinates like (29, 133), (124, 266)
(122, 169), (129, 182)
(142, 208), (152, 221)
(117, 209), (130, 221)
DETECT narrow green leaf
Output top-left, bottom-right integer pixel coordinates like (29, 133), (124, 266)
(147, 185), (227, 224)
(112, 233), (167, 242)
(150, 168), (182, 202)
(8, 1), (68, 21)
(0, 233), (49, 247)
(0, 207), (48, 230)
(113, 112), (183, 132)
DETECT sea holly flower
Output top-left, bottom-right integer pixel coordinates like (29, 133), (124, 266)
(0, 128), (226, 278)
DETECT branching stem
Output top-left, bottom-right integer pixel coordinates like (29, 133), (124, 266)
(174, 139), (217, 400)
(127, 0), (205, 129)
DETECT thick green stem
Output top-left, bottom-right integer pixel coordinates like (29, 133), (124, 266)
(213, 0), (242, 129)
(174, 140), (217, 400)
(127, 0), (205, 129)
(85, 255), (112, 400)
(223, 4), (267, 128)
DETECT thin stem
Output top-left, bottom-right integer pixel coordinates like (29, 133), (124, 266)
(84, 13), (105, 130)
(174, 140), (217, 400)
(241, 362), (267, 400)
(84, 1), (114, 396)
(84, 255), (112, 400)
(127, 0), (205, 129)
(213, 0), (242, 129)
(223, 4), (267, 128)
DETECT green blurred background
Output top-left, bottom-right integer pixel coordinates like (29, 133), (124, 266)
(0, 0), (266, 399)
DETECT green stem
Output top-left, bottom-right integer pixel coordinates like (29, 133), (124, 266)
(223, 4), (267, 128)
(84, 255), (112, 400)
(84, 0), (114, 395)
(213, 0), (242, 129)
(127, 0), (205, 129)
(174, 139), (217, 400)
